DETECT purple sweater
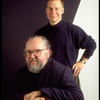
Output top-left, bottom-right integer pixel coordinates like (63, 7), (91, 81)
(34, 20), (96, 68)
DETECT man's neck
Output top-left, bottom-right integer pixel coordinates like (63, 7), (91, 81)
(50, 19), (62, 26)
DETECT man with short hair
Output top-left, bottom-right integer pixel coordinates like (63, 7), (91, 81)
(10, 35), (84, 100)
(34, 0), (96, 86)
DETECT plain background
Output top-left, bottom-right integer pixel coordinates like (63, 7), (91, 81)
(73, 0), (99, 100)
(2, 0), (99, 100)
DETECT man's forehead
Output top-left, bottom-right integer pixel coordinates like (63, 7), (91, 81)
(26, 37), (44, 49)
(47, 0), (62, 7)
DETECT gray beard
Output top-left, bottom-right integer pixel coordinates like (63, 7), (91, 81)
(27, 58), (43, 74)
(28, 64), (42, 74)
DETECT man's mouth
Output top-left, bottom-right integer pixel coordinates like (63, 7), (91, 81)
(30, 59), (37, 64)
(31, 61), (37, 64)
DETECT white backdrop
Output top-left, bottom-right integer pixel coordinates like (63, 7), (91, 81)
(73, 0), (99, 100)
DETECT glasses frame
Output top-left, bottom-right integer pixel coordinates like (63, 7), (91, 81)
(24, 49), (47, 57)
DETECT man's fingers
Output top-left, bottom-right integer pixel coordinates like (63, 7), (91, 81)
(74, 67), (80, 76)
(72, 64), (76, 70)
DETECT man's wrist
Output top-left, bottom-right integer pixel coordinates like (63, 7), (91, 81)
(80, 59), (86, 64)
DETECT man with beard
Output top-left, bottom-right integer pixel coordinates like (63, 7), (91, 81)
(10, 35), (84, 100)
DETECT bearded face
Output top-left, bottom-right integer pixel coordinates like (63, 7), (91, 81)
(27, 58), (43, 74)
(25, 37), (50, 74)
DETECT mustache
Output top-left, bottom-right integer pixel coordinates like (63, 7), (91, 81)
(29, 58), (38, 63)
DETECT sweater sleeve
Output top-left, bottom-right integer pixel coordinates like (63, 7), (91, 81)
(81, 35), (96, 59)
(73, 25), (96, 59)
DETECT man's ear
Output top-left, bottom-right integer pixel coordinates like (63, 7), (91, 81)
(46, 49), (50, 58)
(61, 7), (64, 14)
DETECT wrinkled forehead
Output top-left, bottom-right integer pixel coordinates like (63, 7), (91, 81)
(25, 37), (45, 50)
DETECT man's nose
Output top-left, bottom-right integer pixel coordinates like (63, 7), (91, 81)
(30, 53), (35, 58)
(51, 9), (56, 14)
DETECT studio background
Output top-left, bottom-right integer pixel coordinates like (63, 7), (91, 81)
(2, 0), (99, 100)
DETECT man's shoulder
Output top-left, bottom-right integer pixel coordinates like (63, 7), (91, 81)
(50, 58), (72, 71)
(62, 20), (83, 30)
(48, 58), (73, 77)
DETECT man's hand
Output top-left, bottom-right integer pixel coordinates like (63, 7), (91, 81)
(72, 57), (88, 76)
(72, 61), (85, 76)
(24, 90), (42, 100)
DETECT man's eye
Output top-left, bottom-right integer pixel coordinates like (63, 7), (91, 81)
(55, 8), (59, 10)
(34, 50), (40, 53)
(48, 8), (52, 10)
(27, 51), (31, 54)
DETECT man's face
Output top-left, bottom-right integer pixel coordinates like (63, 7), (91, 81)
(25, 37), (50, 73)
(46, 0), (64, 25)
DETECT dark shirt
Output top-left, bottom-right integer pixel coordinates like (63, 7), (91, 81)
(10, 57), (84, 100)
(34, 20), (96, 68)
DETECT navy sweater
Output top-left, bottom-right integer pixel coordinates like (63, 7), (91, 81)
(34, 20), (96, 68)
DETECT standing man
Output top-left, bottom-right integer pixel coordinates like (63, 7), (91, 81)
(10, 35), (84, 100)
(34, 0), (96, 85)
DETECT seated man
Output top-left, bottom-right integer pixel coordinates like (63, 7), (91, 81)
(10, 35), (84, 100)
